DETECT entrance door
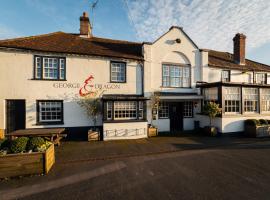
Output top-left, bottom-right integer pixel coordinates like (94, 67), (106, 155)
(169, 102), (183, 132)
(6, 100), (26, 133)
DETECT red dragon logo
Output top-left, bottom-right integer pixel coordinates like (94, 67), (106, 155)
(79, 75), (95, 97)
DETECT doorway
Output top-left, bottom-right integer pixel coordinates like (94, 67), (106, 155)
(169, 102), (183, 132)
(6, 100), (26, 133)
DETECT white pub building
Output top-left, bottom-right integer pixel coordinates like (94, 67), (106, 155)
(0, 12), (270, 140)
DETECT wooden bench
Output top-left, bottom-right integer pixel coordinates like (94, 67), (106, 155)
(6, 128), (66, 146)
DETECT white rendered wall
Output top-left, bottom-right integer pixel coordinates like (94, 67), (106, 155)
(103, 122), (148, 140)
(152, 119), (170, 132)
(0, 50), (142, 130)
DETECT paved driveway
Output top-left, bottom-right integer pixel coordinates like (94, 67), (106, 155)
(1, 135), (270, 200)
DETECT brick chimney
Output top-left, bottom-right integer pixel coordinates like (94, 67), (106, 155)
(233, 33), (246, 65)
(80, 12), (92, 37)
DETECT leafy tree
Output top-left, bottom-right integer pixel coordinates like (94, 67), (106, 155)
(148, 91), (161, 126)
(203, 102), (221, 126)
(78, 96), (102, 129)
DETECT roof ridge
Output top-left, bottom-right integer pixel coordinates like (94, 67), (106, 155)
(89, 36), (142, 45)
(208, 49), (270, 67)
(0, 31), (65, 42)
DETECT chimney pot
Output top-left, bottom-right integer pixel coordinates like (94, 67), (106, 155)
(233, 33), (246, 65)
(80, 12), (92, 38)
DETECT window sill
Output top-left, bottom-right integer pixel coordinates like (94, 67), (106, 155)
(36, 122), (64, 125)
(160, 86), (192, 89)
(109, 81), (127, 84)
(104, 119), (147, 123)
(30, 78), (67, 81)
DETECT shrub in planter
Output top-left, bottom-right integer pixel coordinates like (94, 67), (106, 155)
(259, 119), (268, 125)
(10, 137), (29, 153)
(27, 137), (45, 151)
(244, 119), (260, 126)
(0, 139), (12, 150)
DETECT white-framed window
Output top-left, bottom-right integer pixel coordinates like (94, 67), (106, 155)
(255, 73), (267, 84)
(114, 101), (137, 120)
(261, 89), (270, 112)
(243, 88), (258, 113)
(138, 101), (144, 119)
(35, 56), (42, 79)
(221, 70), (230, 82)
(162, 64), (190, 88)
(183, 101), (193, 118)
(43, 58), (58, 79)
(38, 101), (63, 123)
(203, 87), (218, 105)
(59, 59), (65, 79)
(158, 102), (169, 119)
(224, 87), (241, 114)
(107, 101), (113, 120)
(111, 62), (126, 82)
(247, 73), (253, 84)
(34, 56), (66, 80)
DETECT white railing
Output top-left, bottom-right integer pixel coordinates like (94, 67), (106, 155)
(105, 128), (146, 137)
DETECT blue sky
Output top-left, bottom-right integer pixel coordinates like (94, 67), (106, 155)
(0, 0), (269, 65)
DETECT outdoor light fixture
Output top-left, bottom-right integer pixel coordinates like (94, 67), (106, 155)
(175, 38), (181, 43)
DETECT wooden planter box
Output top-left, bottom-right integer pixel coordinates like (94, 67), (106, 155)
(88, 130), (100, 141)
(0, 144), (55, 178)
(148, 127), (158, 137)
(245, 125), (270, 137)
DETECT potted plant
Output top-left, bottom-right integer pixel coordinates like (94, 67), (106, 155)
(203, 102), (221, 136)
(148, 92), (161, 137)
(78, 97), (102, 141)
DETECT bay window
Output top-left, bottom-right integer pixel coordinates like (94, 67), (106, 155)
(34, 56), (66, 80)
(243, 88), (258, 113)
(224, 87), (241, 114)
(261, 89), (270, 112)
(162, 64), (190, 88)
(105, 101), (145, 121)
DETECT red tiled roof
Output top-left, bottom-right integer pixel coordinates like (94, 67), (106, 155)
(208, 50), (270, 72)
(0, 32), (143, 60)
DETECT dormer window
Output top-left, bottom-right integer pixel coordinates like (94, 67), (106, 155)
(34, 56), (66, 80)
(221, 70), (230, 82)
(255, 73), (267, 84)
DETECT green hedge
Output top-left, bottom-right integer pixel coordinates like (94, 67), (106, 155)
(10, 137), (29, 153)
(245, 119), (270, 126)
(27, 137), (45, 151)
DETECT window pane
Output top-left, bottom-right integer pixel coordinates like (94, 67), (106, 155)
(243, 88), (258, 113)
(114, 101), (137, 120)
(183, 101), (193, 117)
(111, 62), (126, 82)
(158, 102), (169, 118)
(224, 87), (240, 114)
(35, 57), (42, 79)
(43, 58), (59, 79)
(39, 101), (62, 122)
(162, 64), (190, 87)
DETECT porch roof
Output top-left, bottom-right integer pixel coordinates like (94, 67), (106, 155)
(156, 92), (203, 101)
(102, 94), (148, 100)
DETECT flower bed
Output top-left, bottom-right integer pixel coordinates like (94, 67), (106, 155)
(0, 137), (55, 178)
